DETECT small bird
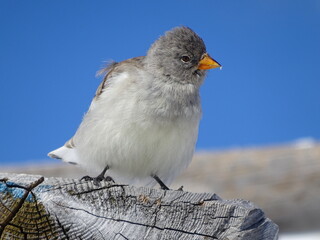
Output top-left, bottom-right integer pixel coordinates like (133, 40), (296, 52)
(48, 26), (220, 189)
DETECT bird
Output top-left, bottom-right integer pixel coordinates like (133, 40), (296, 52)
(48, 26), (221, 190)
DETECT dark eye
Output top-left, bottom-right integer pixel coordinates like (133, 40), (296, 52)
(180, 56), (191, 63)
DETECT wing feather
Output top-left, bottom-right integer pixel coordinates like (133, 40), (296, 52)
(62, 56), (145, 150)
(95, 61), (118, 99)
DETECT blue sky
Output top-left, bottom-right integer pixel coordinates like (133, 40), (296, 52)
(1, 1), (320, 164)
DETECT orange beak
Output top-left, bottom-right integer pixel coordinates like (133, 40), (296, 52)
(198, 53), (221, 70)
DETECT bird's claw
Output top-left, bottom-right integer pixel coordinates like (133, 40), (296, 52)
(177, 185), (184, 191)
(104, 176), (115, 182)
(80, 175), (114, 186)
(80, 175), (94, 181)
(161, 185), (170, 190)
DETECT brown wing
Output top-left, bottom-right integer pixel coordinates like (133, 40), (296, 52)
(95, 56), (145, 99)
(95, 61), (118, 99)
(64, 138), (75, 149)
(64, 57), (145, 149)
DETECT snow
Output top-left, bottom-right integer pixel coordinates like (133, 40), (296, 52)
(279, 232), (320, 240)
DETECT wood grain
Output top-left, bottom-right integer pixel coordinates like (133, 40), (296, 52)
(0, 173), (278, 240)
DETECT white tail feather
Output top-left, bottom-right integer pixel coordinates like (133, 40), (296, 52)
(48, 146), (79, 165)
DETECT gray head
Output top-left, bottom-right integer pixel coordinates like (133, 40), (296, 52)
(145, 26), (220, 85)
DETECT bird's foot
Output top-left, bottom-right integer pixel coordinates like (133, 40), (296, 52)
(104, 176), (115, 183)
(80, 175), (96, 182)
(152, 174), (170, 190)
(161, 185), (170, 190)
(177, 185), (184, 191)
(80, 175), (114, 186)
(80, 175), (101, 186)
(80, 165), (112, 186)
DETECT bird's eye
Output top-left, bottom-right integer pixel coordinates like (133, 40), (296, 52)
(180, 56), (191, 63)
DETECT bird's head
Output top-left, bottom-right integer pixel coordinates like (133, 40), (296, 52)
(145, 26), (221, 85)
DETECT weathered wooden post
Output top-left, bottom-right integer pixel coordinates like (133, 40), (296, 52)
(0, 173), (278, 239)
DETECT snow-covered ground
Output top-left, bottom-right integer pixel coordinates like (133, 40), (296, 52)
(279, 232), (320, 240)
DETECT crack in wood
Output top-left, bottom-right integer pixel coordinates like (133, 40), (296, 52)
(67, 184), (128, 196)
(0, 174), (279, 239)
(0, 177), (44, 237)
(53, 201), (222, 239)
(96, 228), (107, 240)
(7, 222), (28, 240)
(55, 213), (71, 240)
(114, 232), (129, 239)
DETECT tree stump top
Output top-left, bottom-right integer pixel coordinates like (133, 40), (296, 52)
(0, 173), (279, 239)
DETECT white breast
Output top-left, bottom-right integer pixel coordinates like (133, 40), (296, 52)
(73, 71), (201, 186)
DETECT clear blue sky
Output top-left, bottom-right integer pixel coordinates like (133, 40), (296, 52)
(1, 1), (319, 164)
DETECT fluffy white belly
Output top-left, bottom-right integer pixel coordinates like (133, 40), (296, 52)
(74, 113), (199, 186)
(71, 71), (201, 186)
